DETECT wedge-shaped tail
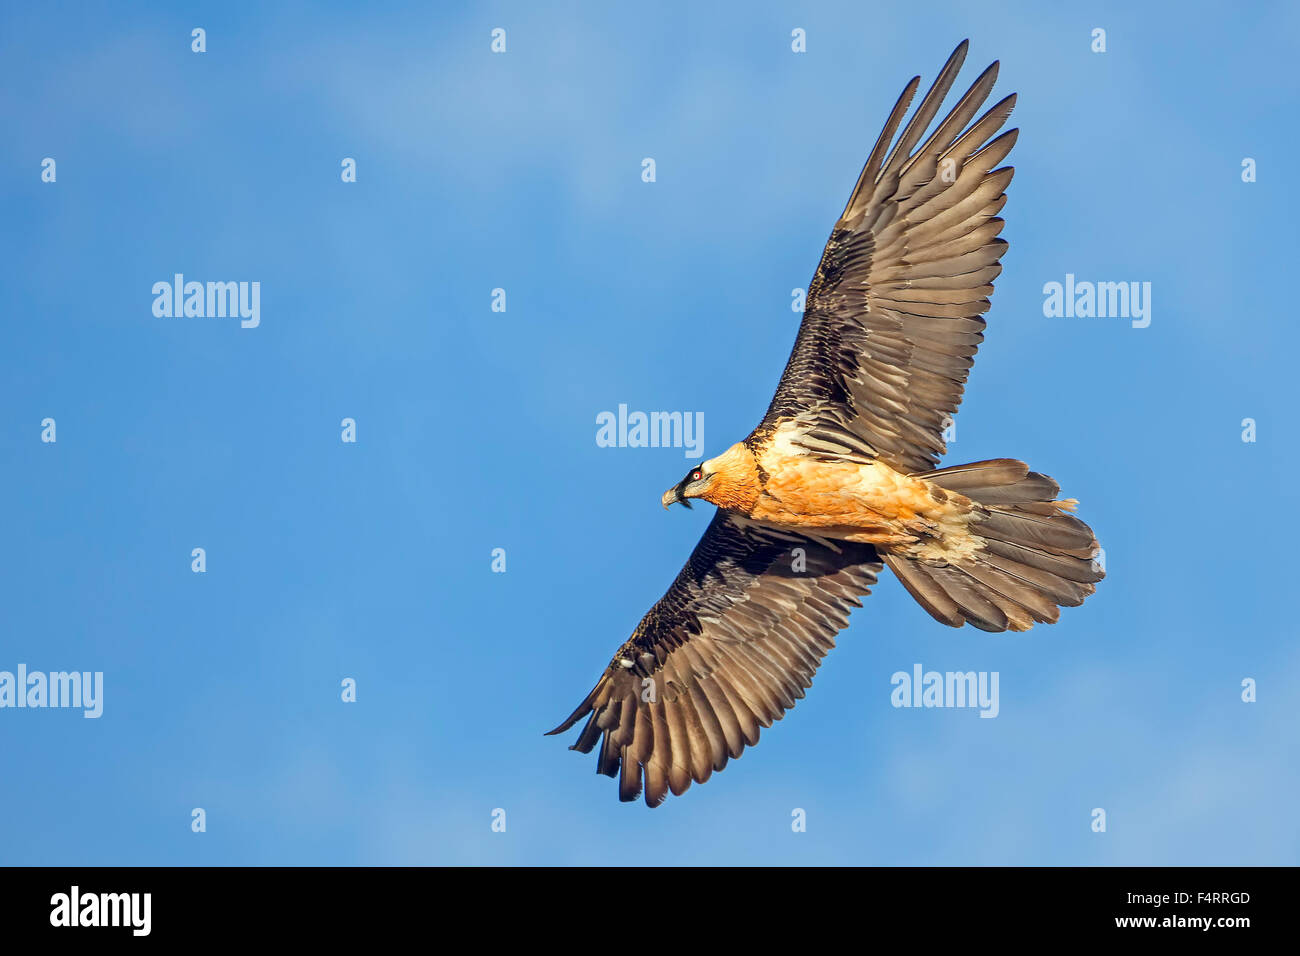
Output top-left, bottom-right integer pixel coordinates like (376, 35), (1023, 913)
(884, 458), (1103, 632)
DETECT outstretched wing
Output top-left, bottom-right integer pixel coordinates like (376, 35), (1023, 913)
(547, 510), (881, 806)
(760, 40), (1018, 474)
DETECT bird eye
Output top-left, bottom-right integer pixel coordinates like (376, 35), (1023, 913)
(691, 470), (703, 482)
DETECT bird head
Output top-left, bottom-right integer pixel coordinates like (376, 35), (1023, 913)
(661, 443), (761, 512)
(662, 464), (709, 509)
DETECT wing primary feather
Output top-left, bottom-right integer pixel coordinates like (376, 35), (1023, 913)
(876, 41), (970, 184)
(842, 76), (921, 222)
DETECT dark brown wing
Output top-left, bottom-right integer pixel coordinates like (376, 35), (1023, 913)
(547, 510), (881, 806)
(759, 40), (1018, 474)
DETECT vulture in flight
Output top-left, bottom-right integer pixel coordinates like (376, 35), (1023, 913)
(548, 40), (1103, 806)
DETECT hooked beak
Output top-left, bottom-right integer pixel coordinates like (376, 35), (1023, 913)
(661, 481), (693, 510)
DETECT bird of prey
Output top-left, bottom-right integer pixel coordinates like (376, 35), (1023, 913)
(548, 40), (1103, 806)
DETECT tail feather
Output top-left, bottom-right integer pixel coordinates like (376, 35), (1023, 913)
(885, 458), (1103, 632)
(888, 554), (965, 626)
(977, 507), (1094, 555)
(929, 564), (1011, 632)
(979, 549), (1091, 607)
(962, 559), (1061, 623)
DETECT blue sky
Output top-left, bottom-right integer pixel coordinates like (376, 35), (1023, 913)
(2, 0), (1297, 865)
